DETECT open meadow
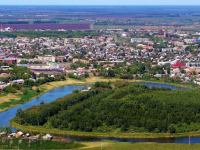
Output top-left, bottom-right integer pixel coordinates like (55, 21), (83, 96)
(80, 141), (200, 150)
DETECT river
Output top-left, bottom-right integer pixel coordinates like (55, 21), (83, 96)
(0, 85), (84, 132)
(0, 82), (197, 144)
(135, 82), (188, 91)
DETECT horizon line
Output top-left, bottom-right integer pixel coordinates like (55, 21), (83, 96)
(0, 4), (200, 7)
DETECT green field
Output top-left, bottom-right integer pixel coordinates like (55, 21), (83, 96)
(80, 141), (200, 150)
(0, 89), (43, 112)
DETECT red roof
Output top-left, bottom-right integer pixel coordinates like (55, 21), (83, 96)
(171, 63), (186, 68)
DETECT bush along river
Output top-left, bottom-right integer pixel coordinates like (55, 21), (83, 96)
(0, 82), (198, 144)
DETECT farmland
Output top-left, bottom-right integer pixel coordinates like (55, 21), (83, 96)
(2, 24), (91, 30)
(1, 5), (200, 30)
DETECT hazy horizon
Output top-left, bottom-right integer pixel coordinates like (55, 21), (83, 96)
(0, 5), (200, 6)
(1, 0), (200, 5)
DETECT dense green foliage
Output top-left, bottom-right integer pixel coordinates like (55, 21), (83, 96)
(0, 21), (29, 24)
(0, 126), (11, 133)
(0, 30), (103, 38)
(68, 73), (82, 80)
(14, 81), (200, 133)
(0, 63), (33, 83)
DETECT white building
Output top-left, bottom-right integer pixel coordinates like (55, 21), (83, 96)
(131, 38), (149, 43)
(184, 39), (194, 44)
(38, 55), (55, 62)
(162, 48), (174, 52)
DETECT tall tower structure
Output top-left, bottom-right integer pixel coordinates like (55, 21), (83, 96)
(0, 24), (3, 31)
(163, 31), (166, 37)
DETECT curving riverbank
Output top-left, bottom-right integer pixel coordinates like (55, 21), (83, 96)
(9, 119), (200, 140)
(0, 78), (86, 112)
(0, 77), (197, 112)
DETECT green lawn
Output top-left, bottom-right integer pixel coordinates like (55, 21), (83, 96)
(0, 89), (43, 112)
(80, 141), (200, 150)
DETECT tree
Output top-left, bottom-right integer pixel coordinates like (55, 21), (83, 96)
(36, 88), (40, 92)
(23, 79), (35, 87)
(85, 72), (89, 78)
(127, 67), (130, 72)
(169, 125), (176, 133)
(3, 85), (16, 93)
(23, 89), (28, 95)
(12, 83), (21, 90)
(107, 69), (115, 77)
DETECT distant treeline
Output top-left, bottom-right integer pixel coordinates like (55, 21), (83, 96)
(94, 21), (183, 26)
(0, 21), (59, 25)
(14, 81), (200, 134)
(94, 22), (145, 26)
(0, 30), (103, 38)
(0, 21), (29, 24)
(33, 21), (59, 24)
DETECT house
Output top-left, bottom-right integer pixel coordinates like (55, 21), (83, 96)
(0, 73), (10, 77)
(0, 132), (6, 136)
(171, 63), (186, 69)
(29, 134), (40, 140)
(72, 58), (89, 64)
(42, 134), (52, 140)
(10, 79), (24, 85)
(14, 131), (24, 138)
(1, 66), (11, 70)
(0, 53), (6, 59)
(0, 58), (17, 64)
(131, 38), (149, 43)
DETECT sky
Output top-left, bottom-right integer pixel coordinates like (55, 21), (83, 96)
(1, 0), (200, 5)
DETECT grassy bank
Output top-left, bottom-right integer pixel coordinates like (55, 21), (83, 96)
(80, 141), (200, 150)
(9, 119), (200, 139)
(0, 78), (85, 112)
(0, 89), (43, 112)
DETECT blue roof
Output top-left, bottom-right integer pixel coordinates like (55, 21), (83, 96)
(17, 64), (28, 67)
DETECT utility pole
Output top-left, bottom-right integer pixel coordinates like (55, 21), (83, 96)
(189, 136), (190, 146)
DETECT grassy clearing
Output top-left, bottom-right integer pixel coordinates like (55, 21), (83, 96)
(79, 141), (200, 150)
(0, 89), (42, 112)
(0, 93), (20, 104)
